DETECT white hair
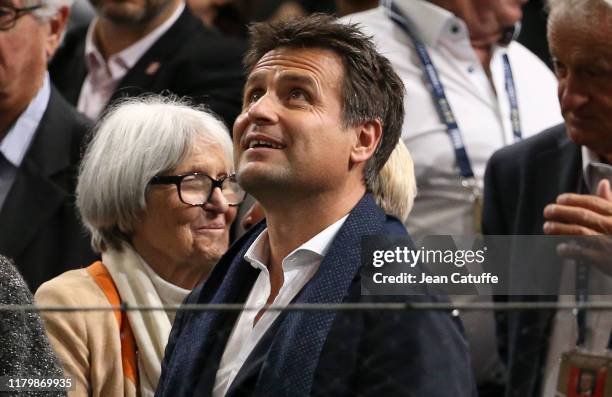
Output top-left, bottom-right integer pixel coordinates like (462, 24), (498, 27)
(21, 0), (73, 21)
(370, 140), (417, 222)
(77, 96), (233, 253)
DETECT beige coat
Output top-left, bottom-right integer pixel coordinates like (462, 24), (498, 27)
(35, 268), (137, 397)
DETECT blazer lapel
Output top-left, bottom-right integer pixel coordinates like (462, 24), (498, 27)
(0, 89), (79, 260)
(246, 194), (386, 397)
(50, 26), (88, 105)
(508, 130), (582, 396)
(179, 224), (263, 396)
(531, 127), (582, 219)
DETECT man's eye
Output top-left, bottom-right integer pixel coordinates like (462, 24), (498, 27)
(247, 90), (264, 103)
(288, 89), (308, 101)
(552, 60), (567, 77)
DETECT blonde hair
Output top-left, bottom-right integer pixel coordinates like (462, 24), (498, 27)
(371, 140), (417, 222)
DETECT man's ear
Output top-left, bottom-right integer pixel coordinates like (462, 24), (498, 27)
(349, 119), (382, 166)
(44, 6), (70, 60)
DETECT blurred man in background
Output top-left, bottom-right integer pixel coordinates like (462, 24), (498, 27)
(343, 1), (562, 395)
(483, 1), (612, 396)
(49, 0), (245, 125)
(0, 0), (96, 291)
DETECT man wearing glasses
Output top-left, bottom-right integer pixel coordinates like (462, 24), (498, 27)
(0, 0), (96, 291)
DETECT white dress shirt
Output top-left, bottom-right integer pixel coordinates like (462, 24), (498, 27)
(213, 215), (349, 397)
(0, 74), (51, 208)
(541, 148), (612, 397)
(77, 2), (185, 119)
(344, 1), (563, 386)
(343, 0), (563, 241)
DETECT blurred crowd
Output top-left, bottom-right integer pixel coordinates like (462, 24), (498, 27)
(1, 0), (611, 397)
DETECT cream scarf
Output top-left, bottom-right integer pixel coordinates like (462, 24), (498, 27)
(102, 243), (189, 397)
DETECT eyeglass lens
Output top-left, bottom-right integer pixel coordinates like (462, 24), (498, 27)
(0, 7), (17, 29)
(179, 175), (244, 205)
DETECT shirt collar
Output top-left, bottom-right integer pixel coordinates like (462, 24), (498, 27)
(84, 2), (185, 77)
(393, 0), (468, 47)
(582, 146), (612, 193)
(0, 74), (51, 167)
(244, 214), (350, 271)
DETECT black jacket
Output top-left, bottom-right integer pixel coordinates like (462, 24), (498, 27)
(50, 7), (246, 126)
(482, 124), (582, 397)
(0, 87), (97, 292)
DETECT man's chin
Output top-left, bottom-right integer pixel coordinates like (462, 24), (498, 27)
(100, 7), (146, 24)
(566, 125), (610, 153)
(237, 166), (289, 195)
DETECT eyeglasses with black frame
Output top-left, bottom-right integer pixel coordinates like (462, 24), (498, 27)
(149, 173), (246, 207)
(0, 4), (42, 31)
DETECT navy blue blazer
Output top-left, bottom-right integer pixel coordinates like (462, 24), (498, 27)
(483, 124), (581, 397)
(157, 194), (476, 397)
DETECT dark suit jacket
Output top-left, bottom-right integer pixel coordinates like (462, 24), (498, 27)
(157, 194), (476, 397)
(49, 7), (246, 126)
(482, 124), (582, 397)
(0, 88), (97, 292)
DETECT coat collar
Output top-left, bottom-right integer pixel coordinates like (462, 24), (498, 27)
(234, 194), (386, 396)
(171, 194), (388, 396)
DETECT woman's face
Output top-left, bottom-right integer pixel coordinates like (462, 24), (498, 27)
(132, 141), (237, 282)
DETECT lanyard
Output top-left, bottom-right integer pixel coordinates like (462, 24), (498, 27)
(575, 258), (612, 350)
(384, 0), (523, 180)
(575, 260), (590, 347)
(574, 178), (612, 350)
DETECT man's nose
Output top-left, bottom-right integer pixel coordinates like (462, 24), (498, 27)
(559, 73), (589, 114)
(246, 93), (279, 125)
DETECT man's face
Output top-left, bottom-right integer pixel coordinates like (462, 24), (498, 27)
(0, 0), (54, 114)
(233, 47), (357, 197)
(90, 0), (173, 25)
(548, 10), (612, 156)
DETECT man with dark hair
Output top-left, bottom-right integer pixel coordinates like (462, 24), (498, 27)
(49, 0), (245, 125)
(156, 14), (475, 397)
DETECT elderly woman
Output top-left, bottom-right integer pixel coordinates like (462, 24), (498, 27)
(35, 97), (244, 397)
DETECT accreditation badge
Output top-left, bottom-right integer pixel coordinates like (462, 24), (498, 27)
(557, 351), (612, 397)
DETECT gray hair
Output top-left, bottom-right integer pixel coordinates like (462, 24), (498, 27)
(77, 96), (233, 253)
(22, 0), (74, 21)
(547, 0), (612, 17)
